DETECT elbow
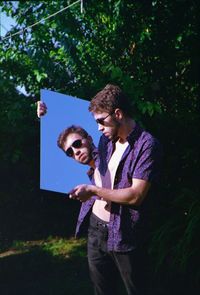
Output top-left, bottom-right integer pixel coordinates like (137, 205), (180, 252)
(128, 193), (144, 207)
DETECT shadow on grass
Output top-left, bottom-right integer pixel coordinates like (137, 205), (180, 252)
(0, 246), (93, 295)
(0, 190), (80, 250)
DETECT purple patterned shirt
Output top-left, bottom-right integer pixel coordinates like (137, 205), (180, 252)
(75, 123), (162, 252)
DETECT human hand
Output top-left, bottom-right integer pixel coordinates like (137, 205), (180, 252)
(69, 184), (94, 202)
(37, 101), (47, 118)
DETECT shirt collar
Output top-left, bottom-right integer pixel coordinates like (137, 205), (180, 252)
(106, 123), (142, 150)
(87, 166), (94, 178)
(126, 123), (143, 145)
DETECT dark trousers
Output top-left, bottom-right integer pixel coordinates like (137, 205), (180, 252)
(87, 213), (139, 295)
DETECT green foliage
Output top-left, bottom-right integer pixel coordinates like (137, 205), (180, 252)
(0, 78), (37, 164)
(42, 237), (87, 257)
(150, 189), (200, 275)
(1, 0), (198, 115)
(5, 237), (87, 258)
(0, 237), (92, 295)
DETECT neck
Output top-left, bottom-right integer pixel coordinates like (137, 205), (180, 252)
(89, 159), (96, 169)
(118, 118), (136, 143)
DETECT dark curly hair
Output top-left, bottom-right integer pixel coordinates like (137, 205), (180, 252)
(89, 84), (133, 117)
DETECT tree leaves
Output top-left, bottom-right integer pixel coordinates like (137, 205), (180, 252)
(33, 70), (48, 83)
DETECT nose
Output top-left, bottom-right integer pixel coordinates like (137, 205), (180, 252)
(98, 123), (104, 132)
(73, 147), (81, 156)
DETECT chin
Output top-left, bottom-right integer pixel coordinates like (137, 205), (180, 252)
(108, 134), (117, 141)
(104, 133), (112, 139)
(81, 158), (90, 165)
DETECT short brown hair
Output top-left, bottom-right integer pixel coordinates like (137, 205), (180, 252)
(57, 125), (89, 150)
(89, 84), (133, 117)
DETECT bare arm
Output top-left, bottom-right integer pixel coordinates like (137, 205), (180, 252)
(69, 178), (151, 206)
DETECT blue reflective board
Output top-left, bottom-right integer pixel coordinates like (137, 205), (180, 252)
(40, 90), (100, 195)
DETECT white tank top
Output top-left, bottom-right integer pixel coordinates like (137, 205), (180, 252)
(92, 140), (129, 221)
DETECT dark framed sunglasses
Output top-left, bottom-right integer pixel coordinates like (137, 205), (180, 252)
(95, 111), (114, 126)
(65, 139), (83, 157)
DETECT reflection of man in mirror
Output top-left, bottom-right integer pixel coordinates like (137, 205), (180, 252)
(57, 125), (96, 167)
(56, 125), (110, 238)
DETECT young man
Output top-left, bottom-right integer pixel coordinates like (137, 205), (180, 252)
(37, 84), (162, 294)
(69, 84), (163, 295)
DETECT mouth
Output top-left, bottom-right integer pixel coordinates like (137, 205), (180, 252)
(79, 154), (86, 161)
(103, 132), (111, 138)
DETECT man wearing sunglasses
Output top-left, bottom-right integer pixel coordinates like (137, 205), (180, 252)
(37, 85), (162, 295)
(69, 84), (162, 295)
(57, 125), (96, 166)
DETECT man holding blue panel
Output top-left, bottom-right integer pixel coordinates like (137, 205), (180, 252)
(38, 84), (162, 295)
(69, 84), (162, 295)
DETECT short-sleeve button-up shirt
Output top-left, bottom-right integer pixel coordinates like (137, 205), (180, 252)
(75, 123), (162, 252)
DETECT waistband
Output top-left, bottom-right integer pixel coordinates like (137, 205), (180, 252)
(90, 212), (109, 229)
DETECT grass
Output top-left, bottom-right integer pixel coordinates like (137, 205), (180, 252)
(0, 237), (130, 295)
(4, 237), (88, 258)
(0, 237), (93, 295)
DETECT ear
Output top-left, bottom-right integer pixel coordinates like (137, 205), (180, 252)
(114, 108), (123, 120)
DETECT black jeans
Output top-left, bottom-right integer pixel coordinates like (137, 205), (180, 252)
(87, 213), (139, 295)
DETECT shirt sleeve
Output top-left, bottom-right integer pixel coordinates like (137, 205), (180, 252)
(132, 138), (163, 183)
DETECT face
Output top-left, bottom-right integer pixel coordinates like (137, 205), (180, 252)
(93, 110), (120, 140)
(63, 133), (93, 165)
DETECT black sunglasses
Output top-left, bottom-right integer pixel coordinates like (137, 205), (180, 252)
(65, 139), (83, 157)
(95, 112), (114, 126)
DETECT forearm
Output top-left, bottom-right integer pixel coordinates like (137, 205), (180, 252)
(69, 179), (150, 205)
(89, 185), (144, 206)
